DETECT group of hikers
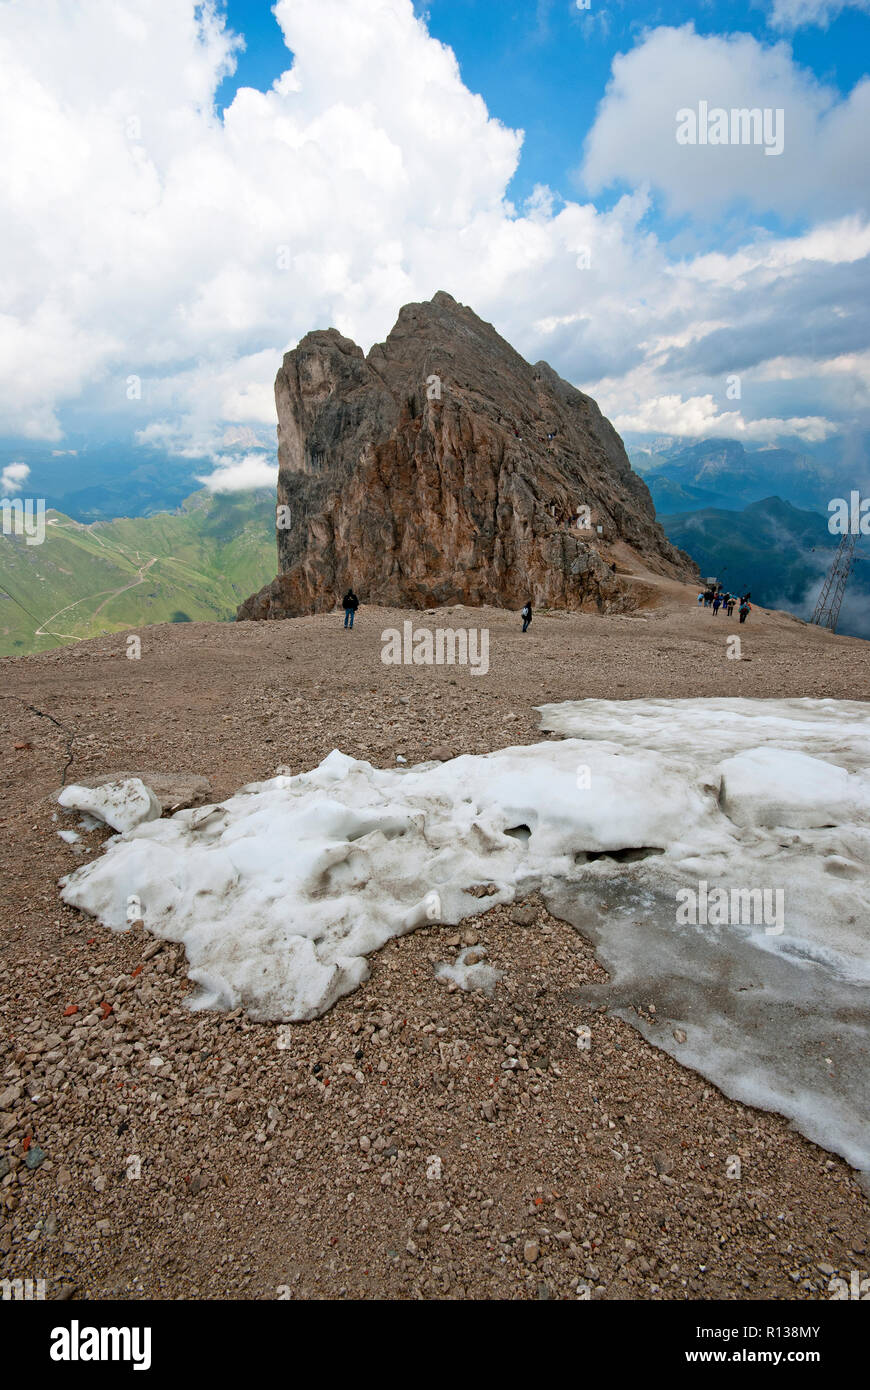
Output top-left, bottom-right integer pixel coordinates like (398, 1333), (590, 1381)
(698, 585), (753, 623)
(345, 587), (751, 632)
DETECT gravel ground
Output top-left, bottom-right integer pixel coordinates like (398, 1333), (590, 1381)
(1, 571), (868, 1301)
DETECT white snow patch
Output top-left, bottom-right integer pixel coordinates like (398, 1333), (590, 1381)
(57, 698), (870, 1169)
(57, 829), (80, 844)
(58, 779), (161, 834)
(436, 946), (503, 995)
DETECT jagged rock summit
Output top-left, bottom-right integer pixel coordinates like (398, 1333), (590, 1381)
(238, 291), (696, 620)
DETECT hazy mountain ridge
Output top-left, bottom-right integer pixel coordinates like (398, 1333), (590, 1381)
(630, 437), (846, 514)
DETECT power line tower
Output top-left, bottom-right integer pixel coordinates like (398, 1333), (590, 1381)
(811, 530), (859, 633)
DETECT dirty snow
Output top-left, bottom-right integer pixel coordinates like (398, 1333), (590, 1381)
(58, 698), (870, 1170)
(58, 778), (161, 833)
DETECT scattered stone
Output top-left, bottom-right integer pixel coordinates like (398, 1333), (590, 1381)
(511, 903), (537, 926)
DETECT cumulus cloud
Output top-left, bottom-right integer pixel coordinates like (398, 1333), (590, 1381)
(1, 462), (30, 493)
(197, 452), (278, 493)
(0, 0), (867, 465)
(581, 25), (870, 219)
(605, 394), (834, 443)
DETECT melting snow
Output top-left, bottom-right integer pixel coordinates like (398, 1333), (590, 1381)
(58, 778), (161, 833)
(58, 697), (870, 1171)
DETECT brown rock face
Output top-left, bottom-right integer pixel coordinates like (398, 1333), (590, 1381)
(237, 291), (696, 620)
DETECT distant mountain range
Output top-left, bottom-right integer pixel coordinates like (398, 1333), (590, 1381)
(0, 437), (212, 522)
(659, 495), (870, 639)
(629, 437), (845, 514)
(629, 437), (869, 639)
(0, 489), (277, 657)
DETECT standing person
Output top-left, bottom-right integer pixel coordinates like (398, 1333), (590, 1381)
(342, 588), (359, 629)
(697, 591), (704, 606)
(739, 597), (751, 624)
(521, 600), (532, 633)
(712, 593), (722, 615)
(703, 589), (713, 607)
(726, 595), (736, 617)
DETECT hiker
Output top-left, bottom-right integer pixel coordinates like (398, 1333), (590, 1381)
(697, 591), (704, 606)
(342, 588), (359, 629)
(703, 589), (713, 607)
(712, 593), (722, 615)
(739, 597), (751, 624)
(521, 600), (532, 633)
(726, 596), (736, 617)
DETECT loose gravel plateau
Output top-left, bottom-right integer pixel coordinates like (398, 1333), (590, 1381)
(1, 574), (868, 1300)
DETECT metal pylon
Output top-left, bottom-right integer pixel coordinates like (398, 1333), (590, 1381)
(811, 530), (858, 633)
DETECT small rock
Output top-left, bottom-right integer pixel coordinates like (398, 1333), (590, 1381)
(24, 1146), (47, 1171)
(524, 1240), (540, 1264)
(430, 745), (454, 762)
(511, 904), (537, 926)
(672, 1028), (687, 1044)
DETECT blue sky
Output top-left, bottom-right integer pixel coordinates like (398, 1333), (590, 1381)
(217, 0), (869, 225)
(1, 0), (869, 489)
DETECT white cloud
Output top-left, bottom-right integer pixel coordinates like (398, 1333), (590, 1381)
(606, 393), (834, 443)
(768, 0), (870, 30)
(197, 452), (278, 493)
(1, 462), (30, 493)
(0, 0), (867, 464)
(581, 24), (870, 218)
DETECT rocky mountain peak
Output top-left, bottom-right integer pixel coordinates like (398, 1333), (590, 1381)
(238, 293), (697, 620)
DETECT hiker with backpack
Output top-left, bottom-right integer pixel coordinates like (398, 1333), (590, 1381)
(342, 588), (360, 629)
(739, 597), (751, 624)
(521, 601), (532, 633)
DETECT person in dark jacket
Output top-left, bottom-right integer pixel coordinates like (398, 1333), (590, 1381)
(739, 598), (751, 624)
(521, 601), (532, 633)
(342, 589), (359, 629)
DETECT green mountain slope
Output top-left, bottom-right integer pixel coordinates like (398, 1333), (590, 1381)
(0, 489), (277, 656)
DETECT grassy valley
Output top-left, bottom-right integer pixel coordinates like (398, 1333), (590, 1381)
(0, 489), (276, 657)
